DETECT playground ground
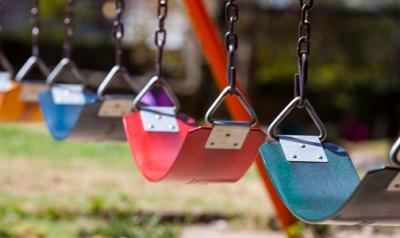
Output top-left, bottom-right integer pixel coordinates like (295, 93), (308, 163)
(0, 124), (399, 238)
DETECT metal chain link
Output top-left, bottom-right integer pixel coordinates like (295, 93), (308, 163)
(225, 0), (239, 94)
(0, 0), (3, 51)
(31, 0), (40, 57)
(63, 0), (75, 59)
(154, 0), (168, 77)
(295, 0), (313, 108)
(113, 0), (124, 66)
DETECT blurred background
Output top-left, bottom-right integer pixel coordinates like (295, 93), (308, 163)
(1, 0), (400, 237)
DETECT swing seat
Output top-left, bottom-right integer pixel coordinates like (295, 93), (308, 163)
(0, 82), (42, 122)
(0, 55), (49, 122)
(124, 75), (265, 183)
(259, 138), (400, 226)
(39, 89), (164, 141)
(123, 110), (266, 183)
(39, 58), (168, 141)
(39, 89), (104, 140)
(39, 58), (131, 141)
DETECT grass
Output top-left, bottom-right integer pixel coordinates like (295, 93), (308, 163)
(0, 124), (133, 169)
(0, 202), (181, 238)
(0, 123), (270, 238)
(1, 123), (394, 238)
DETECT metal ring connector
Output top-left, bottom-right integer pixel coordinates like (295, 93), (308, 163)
(97, 65), (139, 100)
(205, 86), (257, 127)
(132, 75), (180, 112)
(267, 97), (327, 141)
(46, 57), (85, 86)
(16, 55), (50, 83)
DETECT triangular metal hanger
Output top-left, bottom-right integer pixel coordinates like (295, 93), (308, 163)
(16, 56), (50, 83)
(205, 86), (257, 127)
(47, 57), (84, 86)
(132, 75), (180, 111)
(97, 65), (140, 98)
(267, 97), (327, 141)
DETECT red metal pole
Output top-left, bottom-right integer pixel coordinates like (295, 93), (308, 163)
(183, 1), (298, 237)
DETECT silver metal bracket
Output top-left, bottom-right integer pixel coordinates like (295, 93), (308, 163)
(98, 97), (133, 118)
(280, 135), (328, 163)
(205, 125), (250, 150)
(20, 81), (48, 102)
(140, 106), (179, 133)
(0, 72), (12, 92)
(387, 173), (400, 192)
(51, 84), (85, 105)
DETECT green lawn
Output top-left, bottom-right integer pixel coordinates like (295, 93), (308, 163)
(0, 123), (394, 238)
(0, 124), (270, 238)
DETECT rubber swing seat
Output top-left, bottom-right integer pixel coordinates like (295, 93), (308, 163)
(0, 83), (42, 122)
(123, 111), (265, 183)
(39, 58), (147, 141)
(39, 89), (167, 141)
(259, 141), (400, 226)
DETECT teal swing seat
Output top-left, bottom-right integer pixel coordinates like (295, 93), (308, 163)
(260, 139), (400, 225)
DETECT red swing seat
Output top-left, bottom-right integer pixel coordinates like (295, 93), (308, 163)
(123, 77), (266, 183)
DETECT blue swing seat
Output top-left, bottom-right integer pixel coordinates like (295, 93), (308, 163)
(38, 90), (115, 141)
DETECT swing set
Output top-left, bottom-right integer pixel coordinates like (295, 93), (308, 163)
(0, 0), (400, 236)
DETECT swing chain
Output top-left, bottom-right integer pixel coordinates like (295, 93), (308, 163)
(114, 0), (124, 66)
(268, 0), (327, 141)
(31, 0), (40, 57)
(0, 0), (3, 51)
(155, 0), (168, 77)
(225, 0), (239, 94)
(63, 0), (75, 59)
(205, 0), (257, 127)
(295, 0), (313, 108)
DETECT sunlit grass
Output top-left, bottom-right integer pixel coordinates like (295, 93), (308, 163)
(0, 123), (133, 169)
(0, 123), (272, 237)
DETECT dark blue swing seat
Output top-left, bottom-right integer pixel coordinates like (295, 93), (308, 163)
(259, 98), (400, 226)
